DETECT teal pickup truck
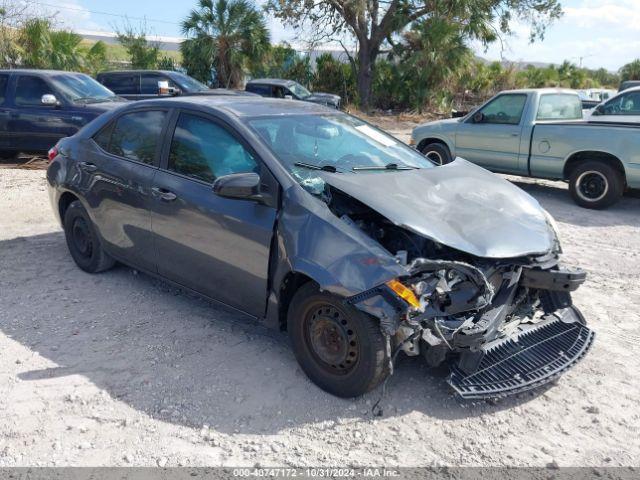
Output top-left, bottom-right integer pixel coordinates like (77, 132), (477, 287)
(411, 88), (640, 209)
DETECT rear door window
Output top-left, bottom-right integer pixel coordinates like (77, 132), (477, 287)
(247, 84), (271, 96)
(103, 110), (166, 165)
(101, 74), (140, 95)
(477, 94), (527, 125)
(15, 76), (56, 106)
(537, 94), (582, 120)
(0, 74), (8, 105)
(602, 91), (640, 116)
(168, 112), (258, 183)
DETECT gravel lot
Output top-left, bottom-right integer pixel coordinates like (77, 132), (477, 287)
(1, 151), (639, 467)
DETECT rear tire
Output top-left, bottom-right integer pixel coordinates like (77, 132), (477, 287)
(287, 283), (389, 398)
(568, 161), (624, 209)
(63, 200), (115, 273)
(420, 142), (452, 165)
(0, 150), (16, 160)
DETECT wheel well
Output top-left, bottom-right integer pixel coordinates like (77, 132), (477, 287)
(417, 137), (449, 153)
(563, 151), (626, 182)
(278, 272), (315, 331)
(58, 192), (79, 222)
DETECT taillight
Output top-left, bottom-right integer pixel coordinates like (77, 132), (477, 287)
(47, 145), (59, 162)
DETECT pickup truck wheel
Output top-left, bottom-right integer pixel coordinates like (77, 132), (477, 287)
(287, 283), (389, 398)
(63, 200), (115, 273)
(569, 161), (624, 209)
(420, 143), (451, 165)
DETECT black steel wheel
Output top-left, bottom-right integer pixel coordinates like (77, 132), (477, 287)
(63, 200), (115, 273)
(569, 160), (624, 209)
(305, 304), (360, 375)
(287, 283), (389, 398)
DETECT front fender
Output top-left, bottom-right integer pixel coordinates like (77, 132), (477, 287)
(412, 120), (458, 154)
(263, 185), (406, 328)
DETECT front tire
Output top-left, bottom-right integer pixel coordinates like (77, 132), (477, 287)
(63, 200), (115, 273)
(420, 142), (452, 165)
(568, 161), (624, 209)
(287, 283), (389, 398)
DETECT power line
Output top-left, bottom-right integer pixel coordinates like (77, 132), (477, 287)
(28, 0), (183, 27)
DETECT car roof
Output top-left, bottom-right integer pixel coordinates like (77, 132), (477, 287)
(0, 69), (87, 76)
(247, 78), (296, 87)
(497, 88), (579, 95)
(607, 85), (640, 98)
(125, 95), (332, 117)
(97, 70), (182, 76)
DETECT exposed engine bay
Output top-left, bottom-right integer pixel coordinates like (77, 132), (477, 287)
(323, 185), (595, 399)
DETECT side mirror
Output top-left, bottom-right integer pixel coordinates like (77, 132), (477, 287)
(41, 94), (58, 106)
(213, 172), (263, 202)
(593, 104), (604, 115)
(284, 94), (293, 100)
(157, 81), (181, 97)
(472, 111), (485, 123)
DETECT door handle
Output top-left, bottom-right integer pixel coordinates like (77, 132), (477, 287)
(510, 133), (519, 137)
(79, 161), (97, 172)
(152, 186), (177, 202)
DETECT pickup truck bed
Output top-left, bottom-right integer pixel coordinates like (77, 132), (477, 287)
(412, 88), (640, 209)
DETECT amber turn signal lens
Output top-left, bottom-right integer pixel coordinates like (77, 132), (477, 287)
(386, 279), (421, 308)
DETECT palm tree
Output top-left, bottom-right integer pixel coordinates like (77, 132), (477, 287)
(18, 19), (83, 70)
(393, 18), (473, 113)
(620, 59), (640, 82)
(180, 0), (269, 88)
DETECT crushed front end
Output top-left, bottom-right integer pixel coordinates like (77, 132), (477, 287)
(306, 171), (595, 400)
(348, 234), (594, 400)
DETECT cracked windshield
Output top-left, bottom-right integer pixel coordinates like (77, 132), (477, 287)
(249, 114), (434, 193)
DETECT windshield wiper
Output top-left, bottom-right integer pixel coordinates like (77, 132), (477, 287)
(74, 96), (109, 104)
(352, 163), (417, 171)
(294, 162), (338, 173)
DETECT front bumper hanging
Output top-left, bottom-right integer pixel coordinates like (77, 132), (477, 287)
(447, 307), (595, 400)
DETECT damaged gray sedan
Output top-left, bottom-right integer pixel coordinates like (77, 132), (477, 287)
(47, 96), (594, 399)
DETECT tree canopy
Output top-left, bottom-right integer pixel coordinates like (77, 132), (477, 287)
(181, 0), (270, 87)
(268, 0), (563, 109)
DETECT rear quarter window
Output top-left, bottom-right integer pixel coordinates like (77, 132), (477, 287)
(537, 94), (583, 121)
(97, 110), (166, 165)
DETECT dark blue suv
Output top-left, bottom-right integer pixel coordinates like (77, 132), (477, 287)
(0, 69), (126, 157)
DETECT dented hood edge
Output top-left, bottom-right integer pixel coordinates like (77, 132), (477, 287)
(318, 159), (555, 259)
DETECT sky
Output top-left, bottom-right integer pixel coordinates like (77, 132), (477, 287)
(29, 0), (640, 71)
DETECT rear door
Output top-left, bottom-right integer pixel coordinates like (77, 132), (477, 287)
(81, 108), (169, 271)
(455, 93), (528, 173)
(100, 73), (141, 100)
(150, 109), (278, 316)
(0, 73), (11, 150)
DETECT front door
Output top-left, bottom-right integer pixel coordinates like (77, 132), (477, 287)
(10, 74), (75, 152)
(455, 93), (528, 173)
(150, 111), (277, 317)
(81, 108), (168, 272)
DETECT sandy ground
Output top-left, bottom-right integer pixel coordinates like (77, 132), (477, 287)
(1, 144), (639, 467)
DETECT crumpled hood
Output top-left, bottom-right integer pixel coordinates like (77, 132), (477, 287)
(319, 158), (554, 258)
